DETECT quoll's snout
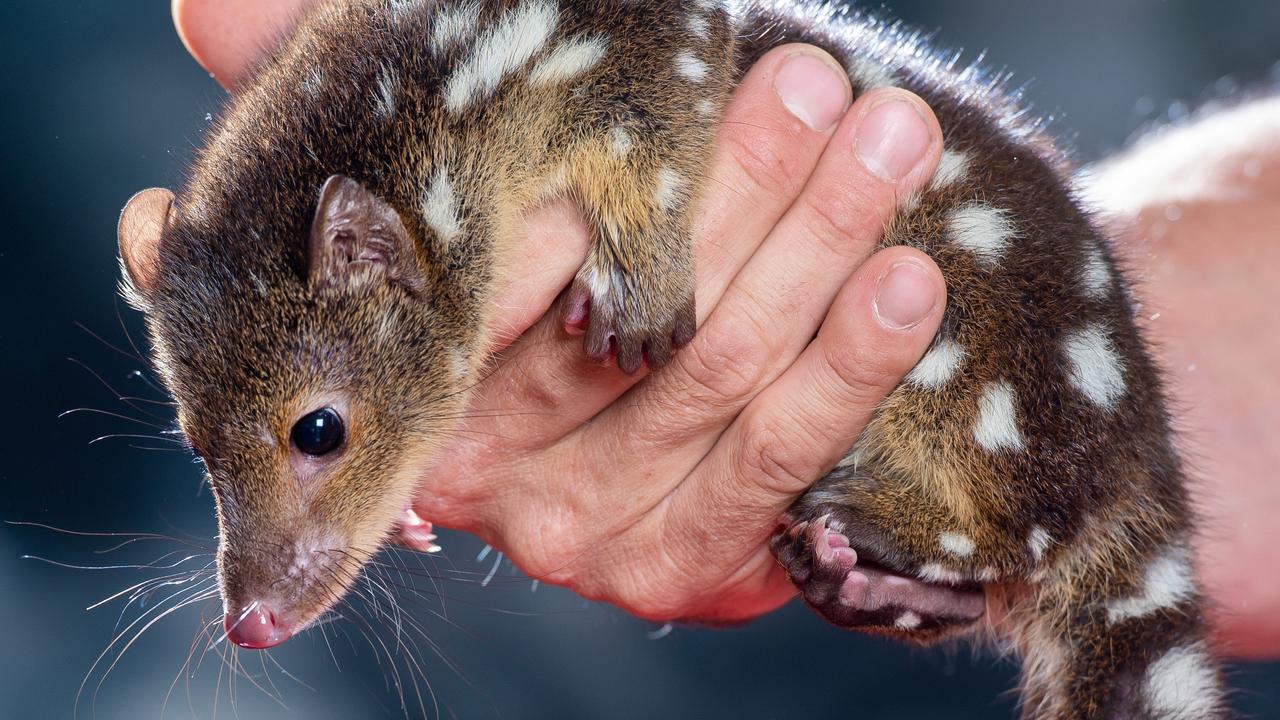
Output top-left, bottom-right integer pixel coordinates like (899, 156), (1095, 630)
(224, 602), (292, 649)
(218, 526), (359, 651)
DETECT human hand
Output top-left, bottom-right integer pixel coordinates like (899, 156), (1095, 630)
(173, 0), (946, 621)
(1087, 98), (1280, 659)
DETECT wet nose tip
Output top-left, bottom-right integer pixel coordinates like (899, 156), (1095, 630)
(224, 603), (291, 649)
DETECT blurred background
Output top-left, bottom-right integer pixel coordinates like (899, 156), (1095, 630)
(2, 1), (1278, 718)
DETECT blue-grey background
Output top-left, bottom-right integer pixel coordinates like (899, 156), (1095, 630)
(3, 2), (1278, 718)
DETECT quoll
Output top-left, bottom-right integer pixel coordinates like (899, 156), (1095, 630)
(115, 1), (1227, 717)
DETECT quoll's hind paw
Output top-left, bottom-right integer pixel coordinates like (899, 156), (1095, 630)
(770, 515), (986, 640)
(391, 507), (441, 554)
(562, 271), (695, 374)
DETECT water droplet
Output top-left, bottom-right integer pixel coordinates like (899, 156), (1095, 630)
(1212, 75), (1239, 97)
(205, 113), (213, 122)
(1168, 101), (1189, 122)
(1134, 96), (1156, 116)
(1149, 312), (1162, 321)
(1163, 205), (1183, 222)
(1186, 363), (1198, 372)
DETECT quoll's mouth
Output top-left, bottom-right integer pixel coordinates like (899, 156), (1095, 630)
(224, 601), (293, 649)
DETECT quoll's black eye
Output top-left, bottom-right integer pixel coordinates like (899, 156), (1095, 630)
(291, 407), (344, 456)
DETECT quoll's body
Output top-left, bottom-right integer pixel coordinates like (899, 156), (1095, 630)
(116, 0), (1226, 717)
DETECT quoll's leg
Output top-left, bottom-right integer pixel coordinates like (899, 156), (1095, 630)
(550, 3), (732, 373)
(771, 512), (986, 640)
(770, 460), (1050, 641)
(562, 189), (698, 373)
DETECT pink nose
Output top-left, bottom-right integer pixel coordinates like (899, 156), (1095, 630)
(224, 603), (291, 649)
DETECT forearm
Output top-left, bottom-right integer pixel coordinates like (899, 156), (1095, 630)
(1086, 96), (1280, 658)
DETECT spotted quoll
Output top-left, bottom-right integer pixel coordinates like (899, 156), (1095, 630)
(116, 0), (1227, 717)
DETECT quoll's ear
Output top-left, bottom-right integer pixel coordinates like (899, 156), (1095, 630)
(118, 187), (176, 295)
(308, 175), (424, 295)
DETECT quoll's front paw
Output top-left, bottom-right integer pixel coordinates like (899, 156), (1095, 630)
(770, 514), (986, 642)
(563, 264), (696, 374)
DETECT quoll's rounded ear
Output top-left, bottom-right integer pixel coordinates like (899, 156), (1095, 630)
(118, 187), (176, 295)
(309, 175), (426, 296)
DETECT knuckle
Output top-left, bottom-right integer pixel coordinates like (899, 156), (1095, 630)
(716, 126), (807, 203)
(819, 340), (901, 406)
(792, 182), (885, 258)
(675, 315), (774, 408)
(738, 416), (817, 498)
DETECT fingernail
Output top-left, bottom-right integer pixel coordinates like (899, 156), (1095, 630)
(855, 97), (931, 182)
(773, 53), (850, 132)
(874, 261), (937, 330)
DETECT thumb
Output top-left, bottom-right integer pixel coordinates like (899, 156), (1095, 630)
(173, 0), (318, 90)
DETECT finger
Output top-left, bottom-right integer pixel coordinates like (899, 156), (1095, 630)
(586, 88), (941, 470)
(662, 248), (946, 578)
(173, 0), (318, 89)
(484, 199), (592, 350)
(448, 45), (855, 456)
(691, 44), (854, 314)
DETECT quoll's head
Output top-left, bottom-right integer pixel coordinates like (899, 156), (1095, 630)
(118, 176), (467, 649)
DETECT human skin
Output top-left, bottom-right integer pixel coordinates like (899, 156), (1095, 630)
(172, 0), (1278, 656)
(1087, 99), (1280, 658)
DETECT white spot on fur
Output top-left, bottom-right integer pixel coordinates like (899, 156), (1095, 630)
(1015, 616), (1072, 717)
(978, 567), (998, 582)
(931, 149), (971, 188)
(906, 339), (965, 389)
(387, 0), (422, 22)
(610, 125), (633, 156)
(374, 65), (398, 118)
(422, 166), (462, 247)
(1145, 643), (1219, 719)
(696, 99), (716, 117)
(654, 166), (683, 211)
(849, 56), (894, 89)
(584, 266), (612, 303)
(973, 381), (1025, 451)
(451, 347), (470, 380)
(445, 0), (558, 113)
(948, 204), (1015, 267)
(687, 14), (710, 40)
(918, 563), (964, 584)
(529, 36), (607, 86)
(1063, 324), (1126, 409)
(431, 1), (481, 52)
(1107, 544), (1195, 624)
(939, 531), (975, 557)
(675, 51), (709, 82)
(1028, 526), (1052, 562)
(895, 611), (922, 630)
(1081, 247), (1113, 299)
